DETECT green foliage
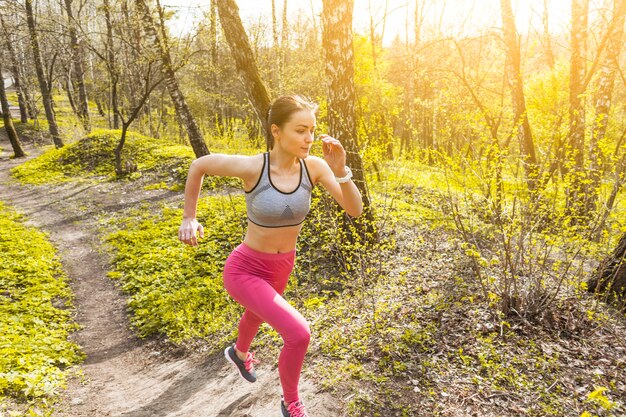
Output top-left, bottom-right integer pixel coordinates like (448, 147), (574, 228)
(0, 202), (83, 407)
(585, 387), (616, 411)
(11, 129), (186, 184)
(435, 144), (623, 322)
(100, 195), (248, 343)
(10, 129), (239, 189)
(353, 34), (402, 167)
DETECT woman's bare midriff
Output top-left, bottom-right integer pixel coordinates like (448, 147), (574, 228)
(243, 221), (303, 253)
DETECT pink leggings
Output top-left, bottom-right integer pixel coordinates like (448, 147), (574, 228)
(222, 242), (311, 404)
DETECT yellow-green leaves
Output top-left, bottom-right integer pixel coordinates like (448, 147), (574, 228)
(0, 202), (83, 406)
(100, 195), (247, 343)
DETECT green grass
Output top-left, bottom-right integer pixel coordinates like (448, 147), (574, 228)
(10, 128), (244, 191)
(99, 195), (248, 344)
(11, 129), (194, 185)
(0, 201), (83, 414)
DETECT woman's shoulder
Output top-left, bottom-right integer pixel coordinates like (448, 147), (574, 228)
(303, 154), (324, 165)
(303, 155), (328, 184)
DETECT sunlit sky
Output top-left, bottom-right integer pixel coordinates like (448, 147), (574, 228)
(163, 0), (574, 44)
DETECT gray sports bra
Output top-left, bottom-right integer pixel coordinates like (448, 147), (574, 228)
(245, 152), (314, 228)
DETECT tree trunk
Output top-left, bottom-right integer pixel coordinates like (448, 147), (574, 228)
(114, 71), (164, 176)
(586, 0), (626, 217)
(103, 0), (120, 129)
(115, 122), (136, 176)
(588, 231), (626, 310)
(591, 151), (625, 241)
(209, 0), (218, 89)
(136, 0), (210, 157)
(0, 14), (30, 123)
(63, 74), (78, 116)
(24, 0), (64, 148)
(321, 0), (374, 233)
(64, 0), (91, 132)
(500, 0), (539, 192)
(564, 0), (589, 223)
(0, 61), (26, 158)
(271, 0), (279, 91)
(216, 0), (271, 140)
(541, 0), (556, 69)
(280, 0), (288, 90)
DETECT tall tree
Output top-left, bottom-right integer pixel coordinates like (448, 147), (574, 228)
(0, 60), (26, 158)
(586, 0), (626, 216)
(216, 0), (271, 138)
(271, 0), (279, 90)
(24, 0), (64, 148)
(136, 0), (210, 157)
(209, 0), (218, 90)
(500, 0), (539, 192)
(540, 0), (556, 69)
(564, 0), (589, 222)
(0, 14), (29, 123)
(63, 0), (91, 132)
(103, 0), (120, 129)
(114, 64), (164, 175)
(280, 0), (288, 90)
(321, 0), (373, 225)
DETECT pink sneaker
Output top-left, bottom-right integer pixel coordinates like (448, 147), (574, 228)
(281, 396), (309, 417)
(224, 344), (259, 383)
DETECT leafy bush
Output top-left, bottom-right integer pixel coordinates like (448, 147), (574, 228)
(0, 202), (83, 404)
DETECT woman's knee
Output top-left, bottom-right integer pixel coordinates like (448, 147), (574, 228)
(287, 321), (311, 347)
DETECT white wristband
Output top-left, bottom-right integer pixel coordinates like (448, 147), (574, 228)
(335, 166), (353, 183)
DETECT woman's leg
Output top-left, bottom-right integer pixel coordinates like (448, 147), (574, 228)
(234, 309), (263, 354)
(223, 251), (310, 404)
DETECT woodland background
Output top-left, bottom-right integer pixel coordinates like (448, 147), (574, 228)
(1, 0), (626, 416)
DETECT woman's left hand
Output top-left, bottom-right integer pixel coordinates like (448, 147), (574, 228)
(319, 134), (348, 176)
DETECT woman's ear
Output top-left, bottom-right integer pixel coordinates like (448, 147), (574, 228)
(271, 124), (280, 141)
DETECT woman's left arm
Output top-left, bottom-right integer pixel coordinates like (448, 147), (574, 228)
(311, 135), (363, 218)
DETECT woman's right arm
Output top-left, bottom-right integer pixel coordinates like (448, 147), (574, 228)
(179, 154), (257, 246)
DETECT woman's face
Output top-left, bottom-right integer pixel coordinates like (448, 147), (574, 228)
(273, 109), (316, 159)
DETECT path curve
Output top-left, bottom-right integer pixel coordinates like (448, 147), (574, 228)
(0, 133), (344, 417)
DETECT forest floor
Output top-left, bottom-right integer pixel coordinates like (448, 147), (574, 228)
(0, 131), (344, 416)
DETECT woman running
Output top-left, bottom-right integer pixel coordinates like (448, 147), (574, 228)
(178, 95), (363, 417)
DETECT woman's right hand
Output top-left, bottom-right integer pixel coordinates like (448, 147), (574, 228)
(178, 217), (204, 246)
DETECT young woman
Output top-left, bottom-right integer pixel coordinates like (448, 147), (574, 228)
(178, 95), (363, 417)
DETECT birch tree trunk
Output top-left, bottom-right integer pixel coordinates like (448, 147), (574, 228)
(216, 0), (271, 139)
(500, 0), (539, 192)
(25, 0), (64, 148)
(103, 0), (119, 129)
(0, 61), (26, 157)
(136, 0), (210, 157)
(321, 0), (374, 227)
(0, 14), (29, 123)
(63, 0), (90, 132)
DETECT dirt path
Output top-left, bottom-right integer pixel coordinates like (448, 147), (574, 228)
(0, 134), (343, 417)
